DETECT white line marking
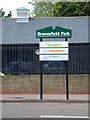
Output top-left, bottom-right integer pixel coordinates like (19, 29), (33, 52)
(40, 115), (88, 118)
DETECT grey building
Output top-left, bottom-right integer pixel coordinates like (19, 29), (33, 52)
(0, 16), (89, 44)
(0, 9), (90, 74)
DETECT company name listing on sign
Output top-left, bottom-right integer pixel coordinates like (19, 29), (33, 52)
(40, 55), (68, 61)
(40, 42), (68, 48)
(40, 48), (68, 54)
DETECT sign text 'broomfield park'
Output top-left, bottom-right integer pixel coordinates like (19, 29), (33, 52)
(36, 26), (72, 38)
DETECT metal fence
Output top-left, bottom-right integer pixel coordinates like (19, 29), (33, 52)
(2, 43), (90, 75)
(1, 43), (89, 100)
(69, 43), (90, 74)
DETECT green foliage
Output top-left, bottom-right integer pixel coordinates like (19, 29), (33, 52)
(28, 1), (90, 17)
(0, 8), (12, 18)
(4, 11), (12, 18)
(52, 2), (90, 17)
(0, 8), (5, 18)
(28, 1), (54, 17)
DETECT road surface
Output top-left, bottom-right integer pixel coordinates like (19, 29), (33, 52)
(2, 103), (88, 118)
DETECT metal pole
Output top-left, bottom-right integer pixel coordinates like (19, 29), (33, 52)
(40, 38), (43, 99)
(65, 38), (69, 100)
(66, 61), (69, 100)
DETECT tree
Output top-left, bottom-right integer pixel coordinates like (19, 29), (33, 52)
(28, 1), (54, 17)
(0, 8), (5, 18)
(4, 11), (12, 18)
(28, 1), (90, 17)
(0, 8), (12, 18)
(52, 2), (90, 17)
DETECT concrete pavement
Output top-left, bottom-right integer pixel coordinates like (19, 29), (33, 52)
(0, 94), (89, 103)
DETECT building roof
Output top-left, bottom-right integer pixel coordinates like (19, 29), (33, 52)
(16, 7), (30, 11)
(0, 16), (89, 44)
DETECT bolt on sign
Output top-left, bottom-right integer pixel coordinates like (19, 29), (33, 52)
(36, 26), (72, 38)
(40, 48), (68, 54)
(40, 55), (68, 61)
(40, 42), (68, 47)
(39, 41), (69, 61)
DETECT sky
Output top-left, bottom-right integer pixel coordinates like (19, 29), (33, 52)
(0, 0), (33, 18)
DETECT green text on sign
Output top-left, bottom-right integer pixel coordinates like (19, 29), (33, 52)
(36, 26), (72, 38)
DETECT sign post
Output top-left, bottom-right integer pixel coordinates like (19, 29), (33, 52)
(36, 26), (72, 100)
(40, 38), (43, 99)
(65, 38), (69, 100)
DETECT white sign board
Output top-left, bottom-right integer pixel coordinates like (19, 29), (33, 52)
(40, 42), (68, 48)
(39, 41), (69, 61)
(40, 55), (68, 61)
(40, 48), (68, 54)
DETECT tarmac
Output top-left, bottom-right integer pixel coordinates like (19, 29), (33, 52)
(0, 94), (89, 103)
